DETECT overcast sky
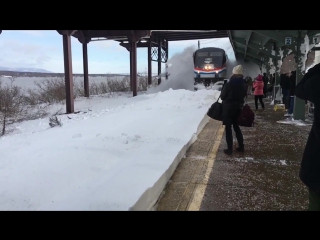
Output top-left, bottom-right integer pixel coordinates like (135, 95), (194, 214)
(0, 31), (232, 74)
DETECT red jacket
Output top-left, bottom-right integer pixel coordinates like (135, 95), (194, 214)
(253, 80), (264, 96)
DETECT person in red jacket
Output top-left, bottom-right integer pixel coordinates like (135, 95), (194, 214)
(253, 74), (265, 111)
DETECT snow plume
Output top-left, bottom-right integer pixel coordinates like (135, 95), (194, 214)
(147, 37), (260, 94)
(227, 58), (261, 79)
(147, 45), (196, 94)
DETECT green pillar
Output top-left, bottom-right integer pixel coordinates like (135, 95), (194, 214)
(272, 52), (281, 101)
(274, 51), (281, 85)
(293, 30), (306, 121)
(264, 57), (270, 74)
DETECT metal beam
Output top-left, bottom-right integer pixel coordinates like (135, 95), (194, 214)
(165, 40), (169, 80)
(237, 48), (265, 62)
(130, 40), (138, 97)
(120, 41), (150, 49)
(233, 38), (274, 57)
(293, 30), (305, 121)
(158, 38), (161, 85)
(252, 30), (285, 47)
(244, 30), (252, 59)
(237, 52), (262, 65)
(257, 37), (270, 55)
(69, 30), (77, 36)
(147, 40), (152, 85)
(154, 33), (228, 41)
(82, 41), (89, 98)
(62, 34), (74, 113)
(246, 54), (262, 62)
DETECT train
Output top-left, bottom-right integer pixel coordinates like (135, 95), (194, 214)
(193, 47), (228, 89)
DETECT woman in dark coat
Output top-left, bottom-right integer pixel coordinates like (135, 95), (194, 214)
(295, 63), (320, 210)
(220, 65), (247, 155)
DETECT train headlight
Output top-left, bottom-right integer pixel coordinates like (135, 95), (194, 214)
(205, 64), (214, 70)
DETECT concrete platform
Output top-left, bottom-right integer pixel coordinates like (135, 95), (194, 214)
(154, 96), (311, 211)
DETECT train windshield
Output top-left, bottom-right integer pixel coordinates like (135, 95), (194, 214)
(195, 51), (224, 67)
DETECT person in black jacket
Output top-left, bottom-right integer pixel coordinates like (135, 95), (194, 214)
(295, 63), (320, 210)
(220, 65), (247, 155)
(262, 73), (269, 98)
(280, 73), (290, 109)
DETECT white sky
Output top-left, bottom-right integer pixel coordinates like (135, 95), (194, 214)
(0, 31), (232, 74)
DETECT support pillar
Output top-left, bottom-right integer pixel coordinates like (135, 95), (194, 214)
(273, 52), (281, 101)
(130, 39), (138, 97)
(165, 40), (169, 80)
(274, 54), (281, 85)
(315, 50), (320, 64)
(158, 38), (161, 85)
(265, 59), (271, 76)
(293, 30), (306, 121)
(147, 40), (152, 86)
(82, 40), (89, 98)
(130, 49), (133, 91)
(62, 33), (74, 113)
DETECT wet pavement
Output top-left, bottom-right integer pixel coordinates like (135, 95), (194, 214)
(154, 95), (311, 211)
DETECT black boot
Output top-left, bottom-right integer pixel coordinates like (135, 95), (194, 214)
(223, 149), (233, 155)
(236, 146), (244, 152)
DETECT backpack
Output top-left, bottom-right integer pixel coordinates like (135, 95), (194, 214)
(237, 104), (255, 127)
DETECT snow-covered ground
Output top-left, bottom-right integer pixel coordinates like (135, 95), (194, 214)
(0, 37), (262, 210)
(0, 89), (220, 210)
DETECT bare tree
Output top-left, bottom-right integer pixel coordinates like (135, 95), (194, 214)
(0, 79), (27, 136)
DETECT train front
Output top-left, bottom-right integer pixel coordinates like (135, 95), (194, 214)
(193, 50), (227, 86)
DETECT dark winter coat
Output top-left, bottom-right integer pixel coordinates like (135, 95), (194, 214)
(220, 74), (246, 125)
(289, 72), (296, 96)
(280, 74), (290, 90)
(262, 74), (269, 95)
(295, 64), (320, 195)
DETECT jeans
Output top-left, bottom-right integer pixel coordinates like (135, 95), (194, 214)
(254, 95), (265, 110)
(225, 123), (244, 151)
(288, 96), (294, 114)
(282, 89), (289, 109)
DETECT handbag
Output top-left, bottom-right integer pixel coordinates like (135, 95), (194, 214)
(207, 90), (223, 121)
(237, 103), (255, 127)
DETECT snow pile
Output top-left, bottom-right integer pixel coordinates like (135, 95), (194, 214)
(0, 88), (220, 210)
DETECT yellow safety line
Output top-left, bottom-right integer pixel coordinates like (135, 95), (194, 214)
(187, 124), (225, 211)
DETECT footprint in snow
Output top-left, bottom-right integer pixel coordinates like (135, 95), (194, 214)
(72, 134), (82, 138)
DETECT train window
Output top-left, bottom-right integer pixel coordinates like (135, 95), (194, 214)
(196, 52), (209, 57)
(209, 52), (224, 56)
